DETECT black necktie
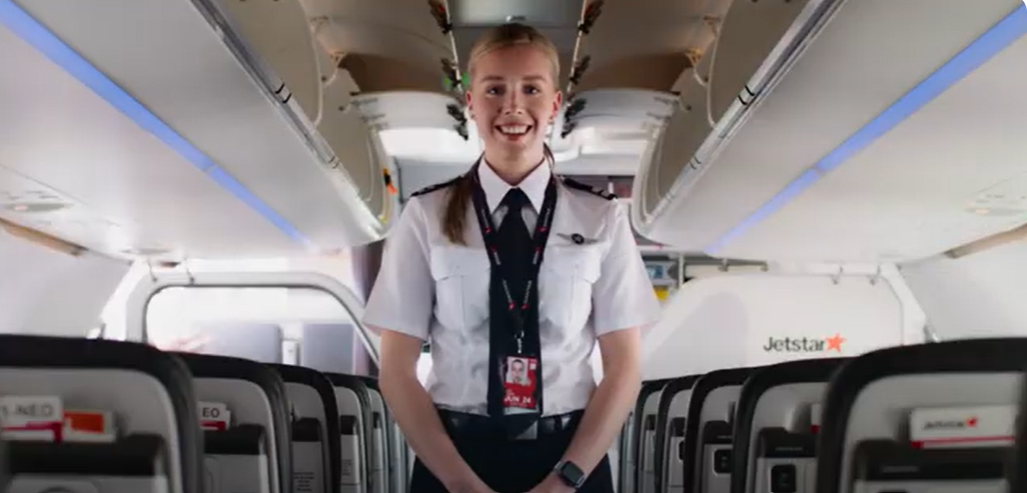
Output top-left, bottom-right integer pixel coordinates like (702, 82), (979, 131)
(486, 188), (543, 433)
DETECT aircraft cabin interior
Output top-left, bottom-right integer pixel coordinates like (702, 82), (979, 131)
(0, 0), (1026, 492)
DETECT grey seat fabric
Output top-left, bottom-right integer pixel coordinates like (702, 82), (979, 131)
(730, 358), (848, 493)
(174, 352), (292, 493)
(816, 339), (1027, 493)
(272, 364), (342, 493)
(0, 335), (204, 493)
(684, 367), (760, 493)
(656, 375), (700, 493)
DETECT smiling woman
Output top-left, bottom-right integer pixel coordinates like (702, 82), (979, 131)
(362, 22), (661, 493)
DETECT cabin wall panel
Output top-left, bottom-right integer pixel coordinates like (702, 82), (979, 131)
(0, 232), (128, 336)
(899, 242), (1027, 340)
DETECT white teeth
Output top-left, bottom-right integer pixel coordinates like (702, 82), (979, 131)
(498, 125), (530, 135)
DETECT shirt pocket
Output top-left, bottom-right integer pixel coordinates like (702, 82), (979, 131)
(540, 244), (603, 330)
(429, 245), (491, 331)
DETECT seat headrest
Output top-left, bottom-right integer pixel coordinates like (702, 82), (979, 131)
(0, 335), (203, 493)
(817, 338), (1027, 493)
(271, 364), (341, 491)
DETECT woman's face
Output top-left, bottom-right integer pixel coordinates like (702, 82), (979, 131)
(467, 44), (562, 158)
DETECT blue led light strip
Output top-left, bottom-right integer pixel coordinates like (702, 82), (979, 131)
(708, 4), (1027, 254)
(0, 0), (312, 247)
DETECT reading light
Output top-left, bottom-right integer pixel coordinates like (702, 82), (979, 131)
(707, 5), (1027, 254)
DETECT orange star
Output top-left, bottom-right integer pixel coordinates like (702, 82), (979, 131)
(825, 334), (845, 352)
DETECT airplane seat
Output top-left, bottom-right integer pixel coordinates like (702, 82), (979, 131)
(326, 373), (374, 493)
(655, 375), (700, 493)
(730, 358), (849, 493)
(1010, 368), (1027, 493)
(816, 339), (1027, 493)
(0, 334), (203, 493)
(625, 379), (671, 493)
(173, 352), (292, 493)
(685, 367), (761, 493)
(272, 364), (342, 493)
(357, 376), (390, 493)
(708, 0), (814, 124)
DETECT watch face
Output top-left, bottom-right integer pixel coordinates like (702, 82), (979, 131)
(559, 461), (585, 486)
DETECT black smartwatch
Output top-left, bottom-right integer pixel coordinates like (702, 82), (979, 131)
(553, 460), (586, 489)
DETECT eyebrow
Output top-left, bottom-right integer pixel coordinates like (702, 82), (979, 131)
(479, 75), (548, 82)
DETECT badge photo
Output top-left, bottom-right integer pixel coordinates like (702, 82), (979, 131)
(502, 356), (538, 411)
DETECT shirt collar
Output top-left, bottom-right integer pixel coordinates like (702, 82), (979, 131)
(477, 158), (552, 213)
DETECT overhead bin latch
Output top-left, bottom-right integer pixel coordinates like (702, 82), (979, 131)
(578, 0), (604, 35)
(564, 98), (587, 120)
(428, 0), (453, 34)
(441, 58), (463, 92)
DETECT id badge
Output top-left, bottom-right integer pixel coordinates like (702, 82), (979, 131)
(502, 356), (539, 413)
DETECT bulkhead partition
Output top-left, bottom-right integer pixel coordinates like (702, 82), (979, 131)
(731, 357), (848, 493)
(174, 352), (292, 493)
(326, 372), (373, 493)
(685, 367), (759, 493)
(816, 339), (1027, 493)
(0, 335), (204, 493)
(656, 375), (700, 493)
(193, 322), (284, 364)
(273, 364), (342, 493)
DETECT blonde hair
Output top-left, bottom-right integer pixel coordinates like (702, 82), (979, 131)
(443, 23), (561, 245)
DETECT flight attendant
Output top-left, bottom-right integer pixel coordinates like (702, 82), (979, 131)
(363, 22), (661, 493)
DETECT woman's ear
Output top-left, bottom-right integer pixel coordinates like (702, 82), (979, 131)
(551, 90), (563, 121)
(465, 90), (474, 117)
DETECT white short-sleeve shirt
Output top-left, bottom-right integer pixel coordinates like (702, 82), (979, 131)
(363, 160), (662, 416)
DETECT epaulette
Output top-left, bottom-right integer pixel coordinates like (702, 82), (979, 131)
(561, 177), (617, 200)
(410, 176), (462, 197)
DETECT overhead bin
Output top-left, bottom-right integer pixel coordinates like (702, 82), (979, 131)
(636, 73), (712, 223)
(708, 0), (814, 124)
(220, 0), (324, 125)
(350, 92), (464, 132)
(299, 0), (459, 95)
(632, 0), (1027, 262)
(316, 55), (391, 222)
(555, 88), (676, 147)
(566, 0), (732, 93)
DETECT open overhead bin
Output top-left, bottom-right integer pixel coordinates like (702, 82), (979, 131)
(565, 0), (732, 94)
(552, 89), (677, 153)
(632, 0), (1027, 264)
(298, 0), (460, 96)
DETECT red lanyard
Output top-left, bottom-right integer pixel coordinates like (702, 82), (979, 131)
(468, 164), (558, 353)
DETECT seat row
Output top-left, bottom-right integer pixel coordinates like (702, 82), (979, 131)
(0, 334), (406, 493)
(620, 338), (1027, 493)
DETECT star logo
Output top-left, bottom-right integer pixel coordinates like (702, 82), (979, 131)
(825, 333), (845, 352)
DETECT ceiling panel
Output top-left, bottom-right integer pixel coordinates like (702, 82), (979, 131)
(723, 32), (1027, 263)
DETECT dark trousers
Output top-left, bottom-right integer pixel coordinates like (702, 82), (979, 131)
(409, 411), (613, 493)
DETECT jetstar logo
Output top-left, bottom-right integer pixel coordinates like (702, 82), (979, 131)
(763, 334), (845, 353)
(924, 416), (978, 430)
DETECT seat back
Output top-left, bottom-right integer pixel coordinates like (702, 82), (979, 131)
(685, 367), (758, 493)
(626, 379), (670, 493)
(656, 375), (700, 493)
(326, 373), (373, 493)
(175, 352), (292, 493)
(358, 377), (389, 493)
(731, 358), (847, 493)
(0, 335), (203, 493)
(273, 364), (341, 493)
(817, 339), (1027, 493)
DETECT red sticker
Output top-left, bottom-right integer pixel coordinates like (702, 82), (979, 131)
(503, 356), (538, 410)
